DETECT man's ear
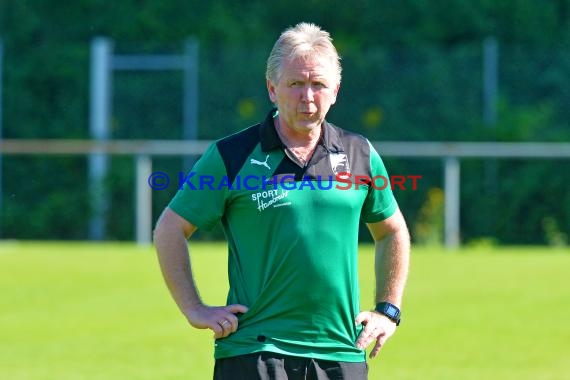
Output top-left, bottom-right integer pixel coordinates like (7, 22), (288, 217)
(332, 83), (340, 104)
(267, 79), (277, 103)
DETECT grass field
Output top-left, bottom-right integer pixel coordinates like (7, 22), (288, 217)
(1, 242), (569, 380)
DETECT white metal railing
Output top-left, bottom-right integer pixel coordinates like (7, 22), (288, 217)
(2, 139), (570, 247)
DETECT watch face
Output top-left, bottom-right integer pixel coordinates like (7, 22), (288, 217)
(375, 302), (400, 325)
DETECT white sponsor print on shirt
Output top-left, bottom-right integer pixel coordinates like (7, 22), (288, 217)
(251, 189), (290, 212)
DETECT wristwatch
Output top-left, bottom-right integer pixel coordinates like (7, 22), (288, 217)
(374, 302), (401, 326)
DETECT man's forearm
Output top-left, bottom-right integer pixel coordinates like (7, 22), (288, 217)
(374, 228), (410, 307)
(154, 226), (202, 317)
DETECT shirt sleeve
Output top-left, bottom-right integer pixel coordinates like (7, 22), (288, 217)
(360, 140), (398, 223)
(168, 142), (229, 230)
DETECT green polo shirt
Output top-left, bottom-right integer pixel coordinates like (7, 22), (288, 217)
(169, 109), (397, 362)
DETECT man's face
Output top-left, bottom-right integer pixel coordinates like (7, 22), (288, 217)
(267, 55), (340, 133)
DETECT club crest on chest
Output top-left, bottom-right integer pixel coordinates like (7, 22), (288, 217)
(329, 152), (350, 176)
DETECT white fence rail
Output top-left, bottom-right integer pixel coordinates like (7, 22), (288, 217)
(2, 139), (570, 247)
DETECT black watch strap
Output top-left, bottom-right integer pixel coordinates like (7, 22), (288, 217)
(374, 302), (401, 326)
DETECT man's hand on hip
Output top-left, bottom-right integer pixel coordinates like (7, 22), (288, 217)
(185, 303), (249, 339)
(355, 311), (398, 359)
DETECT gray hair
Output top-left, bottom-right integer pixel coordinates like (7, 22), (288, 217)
(266, 22), (342, 85)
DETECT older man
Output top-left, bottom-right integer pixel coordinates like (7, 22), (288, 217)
(154, 22), (410, 380)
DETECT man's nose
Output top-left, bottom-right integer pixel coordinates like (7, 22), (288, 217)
(300, 86), (314, 102)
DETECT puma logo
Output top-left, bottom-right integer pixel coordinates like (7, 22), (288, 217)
(250, 154), (271, 170)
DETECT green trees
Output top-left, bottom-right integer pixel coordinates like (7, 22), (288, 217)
(1, 1), (568, 244)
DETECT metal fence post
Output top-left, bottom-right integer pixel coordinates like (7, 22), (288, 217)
(89, 37), (112, 240)
(183, 38), (199, 171)
(444, 156), (461, 248)
(135, 154), (152, 246)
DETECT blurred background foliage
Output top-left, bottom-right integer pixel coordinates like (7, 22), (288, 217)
(0, 0), (569, 244)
